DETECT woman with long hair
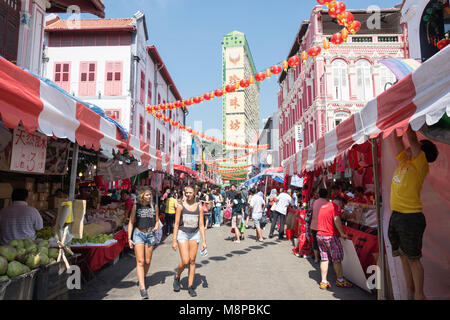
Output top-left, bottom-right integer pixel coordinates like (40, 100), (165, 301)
(172, 185), (207, 297)
(128, 187), (159, 299)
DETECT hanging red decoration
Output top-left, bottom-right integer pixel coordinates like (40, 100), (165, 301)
(240, 79), (250, 88)
(215, 89), (224, 97)
(226, 84), (235, 93)
(347, 20), (361, 34)
(335, 1), (346, 15)
(341, 28), (349, 41)
(180, 173), (185, 179)
(203, 93), (211, 101)
(249, 76), (255, 85)
(255, 72), (266, 82)
(266, 69), (271, 78)
(308, 46), (322, 58)
(270, 65), (282, 75)
(437, 37), (450, 50)
(331, 32), (344, 45)
(317, 0), (327, 4)
(282, 61), (289, 71)
(193, 96), (201, 104)
(323, 39), (330, 50)
(288, 56), (301, 68)
(301, 51), (308, 63)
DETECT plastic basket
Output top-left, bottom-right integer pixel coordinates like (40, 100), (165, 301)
(0, 279), (11, 300)
(2, 269), (39, 300)
(33, 253), (80, 300)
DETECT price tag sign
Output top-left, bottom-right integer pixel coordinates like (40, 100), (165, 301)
(10, 128), (47, 174)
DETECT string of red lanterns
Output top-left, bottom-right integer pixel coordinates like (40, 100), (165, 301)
(205, 163), (253, 169)
(203, 149), (260, 164)
(144, 0), (360, 116)
(150, 110), (269, 150)
(209, 167), (251, 174)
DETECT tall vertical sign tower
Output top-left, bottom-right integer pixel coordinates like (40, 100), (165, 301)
(222, 31), (260, 161)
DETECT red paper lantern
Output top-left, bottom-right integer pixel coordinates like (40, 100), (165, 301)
(226, 84), (235, 93)
(347, 20), (360, 34)
(308, 46), (322, 58)
(203, 93), (211, 101)
(180, 173), (185, 179)
(331, 32), (344, 45)
(173, 121), (179, 127)
(215, 89), (224, 97)
(240, 79), (250, 88)
(174, 101), (181, 108)
(437, 38), (450, 50)
(255, 72), (266, 82)
(270, 65), (282, 75)
(154, 105), (160, 112)
(288, 56), (301, 68)
(187, 128), (193, 133)
(192, 97), (200, 104)
(183, 99), (191, 106)
(335, 1), (346, 15)
(317, 0), (327, 4)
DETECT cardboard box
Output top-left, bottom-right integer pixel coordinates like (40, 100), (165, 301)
(38, 193), (49, 201)
(37, 183), (50, 193)
(29, 193), (39, 202)
(0, 183), (13, 199)
(11, 179), (35, 192)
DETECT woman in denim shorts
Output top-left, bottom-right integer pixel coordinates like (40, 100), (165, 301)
(128, 187), (159, 299)
(172, 185), (207, 297)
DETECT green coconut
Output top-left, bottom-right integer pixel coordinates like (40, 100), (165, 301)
(7, 261), (26, 278)
(0, 256), (7, 275)
(15, 248), (27, 264)
(48, 248), (59, 260)
(0, 245), (17, 262)
(38, 246), (48, 256)
(22, 238), (34, 248)
(8, 239), (24, 250)
(25, 243), (37, 254)
(39, 253), (50, 266)
(0, 275), (9, 281)
(25, 253), (41, 269)
(37, 240), (49, 248)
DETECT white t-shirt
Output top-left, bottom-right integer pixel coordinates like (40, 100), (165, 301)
(250, 194), (265, 220)
(271, 193), (292, 215)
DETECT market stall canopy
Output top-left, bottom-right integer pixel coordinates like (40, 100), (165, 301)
(282, 46), (450, 175)
(46, 0), (106, 18)
(0, 56), (173, 175)
(379, 58), (422, 81)
(262, 167), (284, 174)
(243, 172), (303, 188)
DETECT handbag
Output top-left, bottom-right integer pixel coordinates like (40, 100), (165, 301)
(304, 206), (313, 224)
(240, 222), (246, 234)
(224, 206), (232, 220)
(202, 203), (208, 213)
(259, 215), (267, 228)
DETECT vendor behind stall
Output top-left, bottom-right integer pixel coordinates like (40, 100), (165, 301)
(76, 186), (91, 201)
(121, 190), (135, 221)
(0, 188), (43, 245)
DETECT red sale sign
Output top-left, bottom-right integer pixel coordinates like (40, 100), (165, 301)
(10, 128), (47, 174)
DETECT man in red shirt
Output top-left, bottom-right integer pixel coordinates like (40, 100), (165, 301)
(316, 196), (353, 290)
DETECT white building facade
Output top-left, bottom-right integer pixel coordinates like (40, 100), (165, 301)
(43, 11), (185, 165)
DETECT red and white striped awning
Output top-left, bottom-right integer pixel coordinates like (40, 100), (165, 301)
(282, 46), (450, 176)
(0, 56), (173, 175)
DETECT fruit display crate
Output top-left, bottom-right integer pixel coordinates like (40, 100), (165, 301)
(1, 269), (39, 300)
(0, 279), (11, 300)
(33, 253), (81, 300)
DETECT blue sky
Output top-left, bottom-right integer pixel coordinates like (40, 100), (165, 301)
(70, 0), (400, 136)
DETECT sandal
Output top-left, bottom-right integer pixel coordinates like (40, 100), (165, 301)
(320, 281), (331, 290)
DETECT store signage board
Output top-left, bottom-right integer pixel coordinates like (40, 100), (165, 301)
(340, 239), (372, 292)
(294, 125), (304, 154)
(10, 128), (47, 174)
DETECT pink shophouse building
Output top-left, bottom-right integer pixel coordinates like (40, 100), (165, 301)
(278, 5), (409, 164)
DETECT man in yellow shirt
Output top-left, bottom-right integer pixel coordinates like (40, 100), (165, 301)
(388, 125), (438, 300)
(164, 193), (177, 237)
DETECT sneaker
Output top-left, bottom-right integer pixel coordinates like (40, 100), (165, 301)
(173, 275), (181, 292)
(335, 279), (353, 288)
(140, 289), (149, 299)
(320, 281), (331, 290)
(233, 240), (241, 243)
(188, 286), (197, 297)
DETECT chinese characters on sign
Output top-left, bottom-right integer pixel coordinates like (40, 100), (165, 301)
(229, 120), (241, 131)
(10, 128), (47, 174)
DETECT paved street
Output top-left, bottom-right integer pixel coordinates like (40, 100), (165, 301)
(69, 223), (375, 300)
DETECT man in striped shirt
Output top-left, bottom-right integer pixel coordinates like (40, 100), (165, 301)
(0, 189), (43, 245)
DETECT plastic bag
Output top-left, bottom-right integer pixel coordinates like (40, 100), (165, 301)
(224, 206), (232, 220)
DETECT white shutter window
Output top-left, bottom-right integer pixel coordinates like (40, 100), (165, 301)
(332, 59), (348, 101)
(356, 60), (373, 101)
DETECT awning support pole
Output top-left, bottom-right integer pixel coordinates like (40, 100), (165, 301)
(69, 143), (79, 201)
(371, 137), (386, 300)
